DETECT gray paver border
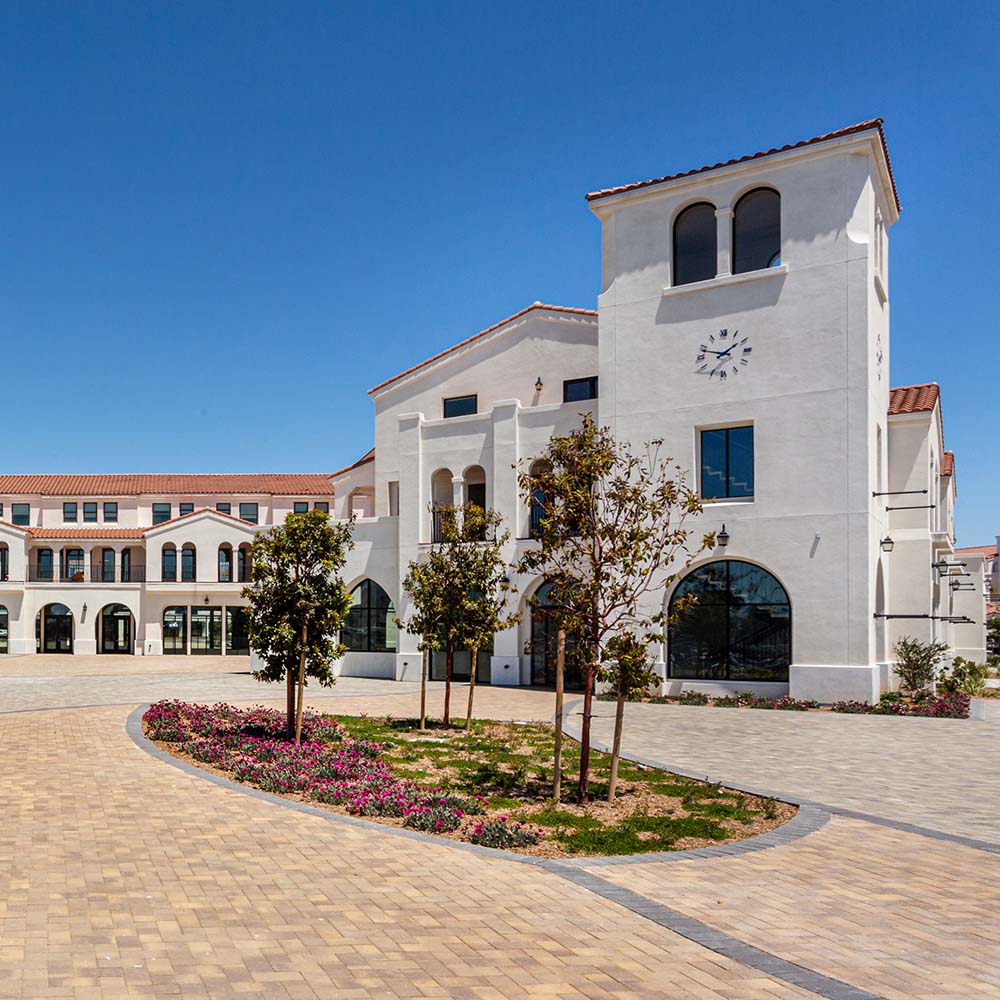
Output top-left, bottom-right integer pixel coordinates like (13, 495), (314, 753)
(126, 703), (886, 1000)
(562, 698), (1000, 855)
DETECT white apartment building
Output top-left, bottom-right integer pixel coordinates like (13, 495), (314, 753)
(0, 119), (986, 701)
(0, 476), (333, 655)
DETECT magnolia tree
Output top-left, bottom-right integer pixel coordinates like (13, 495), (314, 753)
(516, 413), (712, 803)
(243, 509), (354, 744)
(401, 502), (519, 727)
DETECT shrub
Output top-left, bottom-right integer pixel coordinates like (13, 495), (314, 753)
(938, 656), (988, 696)
(467, 818), (540, 848)
(404, 803), (464, 833)
(892, 636), (949, 693)
(677, 690), (710, 706)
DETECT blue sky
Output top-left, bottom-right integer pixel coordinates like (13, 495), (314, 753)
(1, 2), (996, 544)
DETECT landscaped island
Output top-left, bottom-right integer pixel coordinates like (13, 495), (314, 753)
(143, 700), (795, 857)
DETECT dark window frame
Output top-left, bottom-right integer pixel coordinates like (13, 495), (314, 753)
(673, 201), (718, 286)
(12, 504), (29, 526)
(341, 580), (397, 653)
(152, 503), (171, 525)
(293, 502), (309, 514)
(63, 502), (78, 522)
(181, 546), (196, 582)
(563, 376), (598, 403)
(314, 501), (329, 513)
(216, 503), (231, 515)
(103, 502), (118, 522)
(179, 503), (194, 517)
(161, 546), (177, 582)
(83, 502), (98, 523)
(700, 425), (754, 500)
(443, 394), (477, 419)
(732, 187), (782, 275)
(239, 502), (258, 524)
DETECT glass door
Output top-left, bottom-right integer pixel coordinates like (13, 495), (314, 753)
(191, 606), (223, 654)
(163, 607), (187, 653)
(43, 605), (73, 653)
(102, 549), (116, 583)
(225, 607), (250, 655)
(101, 606), (132, 653)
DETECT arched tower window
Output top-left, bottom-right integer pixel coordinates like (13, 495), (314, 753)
(672, 202), (717, 286)
(732, 188), (781, 274)
(342, 580), (397, 653)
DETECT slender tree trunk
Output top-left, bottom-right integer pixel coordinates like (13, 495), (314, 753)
(578, 662), (595, 804)
(443, 639), (453, 727)
(464, 645), (479, 730)
(286, 667), (296, 740)
(552, 628), (565, 802)
(294, 621), (308, 746)
(419, 647), (428, 732)
(607, 687), (626, 803)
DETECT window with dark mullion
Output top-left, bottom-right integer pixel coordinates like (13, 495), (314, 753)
(563, 376), (598, 402)
(63, 502), (78, 522)
(293, 502), (309, 514)
(83, 502), (98, 522)
(700, 426), (754, 499)
(443, 394), (477, 418)
(152, 503), (171, 525)
(103, 502), (118, 522)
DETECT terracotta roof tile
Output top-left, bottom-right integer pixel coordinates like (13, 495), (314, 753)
(954, 544), (997, 558)
(369, 303), (597, 395)
(27, 527), (146, 539)
(330, 448), (375, 479)
(142, 507), (257, 533)
(888, 383), (940, 415)
(941, 451), (954, 477)
(586, 118), (900, 212)
(0, 474), (334, 497)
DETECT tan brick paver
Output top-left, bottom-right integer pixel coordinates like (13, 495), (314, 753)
(0, 705), (814, 999)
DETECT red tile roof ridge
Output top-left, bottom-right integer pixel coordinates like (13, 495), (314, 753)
(142, 507), (258, 533)
(954, 544), (997, 557)
(888, 383), (941, 415)
(27, 527), (146, 539)
(941, 450), (955, 477)
(0, 473), (335, 496)
(330, 448), (375, 479)
(586, 119), (900, 212)
(369, 302), (598, 395)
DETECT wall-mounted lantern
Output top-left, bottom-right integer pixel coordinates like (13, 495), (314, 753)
(717, 524), (729, 549)
(880, 536), (894, 553)
(534, 376), (544, 393)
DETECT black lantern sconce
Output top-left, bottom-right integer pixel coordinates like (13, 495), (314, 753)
(717, 524), (730, 549)
(880, 536), (894, 553)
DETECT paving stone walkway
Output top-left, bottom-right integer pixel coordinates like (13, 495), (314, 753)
(1, 656), (998, 999)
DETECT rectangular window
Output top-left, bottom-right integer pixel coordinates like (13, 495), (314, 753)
(12, 503), (29, 526)
(563, 376), (598, 402)
(216, 502), (231, 514)
(63, 502), (78, 522)
(314, 501), (329, 513)
(161, 547), (177, 581)
(0, 503), (4, 518)
(239, 502), (258, 524)
(83, 502), (98, 522)
(179, 503), (194, 516)
(700, 426), (754, 500)
(387, 482), (399, 517)
(443, 394), (477, 418)
(103, 502), (118, 522)
(293, 502), (309, 514)
(152, 503), (171, 525)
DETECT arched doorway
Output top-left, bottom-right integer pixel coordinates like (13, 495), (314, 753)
(38, 603), (73, 654)
(98, 603), (133, 654)
(668, 560), (791, 681)
(529, 581), (583, 690)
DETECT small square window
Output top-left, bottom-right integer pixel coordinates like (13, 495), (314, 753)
(700, 426), (754, 500)
(293, 502), (309, 514)
(152, 503), (171, 525)
(83, 502), (98, 522)
(12, 503), (29, 526)
(443, 394), (477, 418)
(563, 376), (598, 403)
(239, 502), (259, 524)
(314, 501), (329, 513)
(63, 502), (78, 522)
(103, 502), (118, 522)
(179, 503), (194, 517)
(216, 503), (231, 514)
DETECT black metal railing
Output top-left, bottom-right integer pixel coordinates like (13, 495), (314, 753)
(90, 565), (147, 583)
(432, 508), (454, 543)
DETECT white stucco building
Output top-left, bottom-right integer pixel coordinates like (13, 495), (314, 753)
(0, 118), (986, 701)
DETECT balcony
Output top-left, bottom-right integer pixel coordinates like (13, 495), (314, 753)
(90, 565), (147, 583)
(27, 564), (147, 583)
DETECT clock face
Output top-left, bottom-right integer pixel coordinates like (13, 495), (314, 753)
(694, 328), (752, 381)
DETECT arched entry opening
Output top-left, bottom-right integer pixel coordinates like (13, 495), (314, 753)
(668, 560), (791, 681)
(0, 605), (8, 654)
(529, 581), (583, 690)
(38, 603), (73, 654)
(430, 468), (454, 542)
(97, 603), (133, 654)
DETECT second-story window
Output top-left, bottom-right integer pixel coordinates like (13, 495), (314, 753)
(63, 502), (78, 522)
(152, 503), (171, 525)
(179, 503), (194, 517)
(732, 188), (781, 274)
(104, 502), (118, 522)
(701, 426), (754, 500)
(293, 502), (309, 514)
(83, 502), (98, 522)
(443, 394), (477, 418)
(181, 545), (196, 582)
(314, 501), (329, 513)
(161, 546), (177, 581)
(216, 502), (231, 514)
(12, 504), (29, 526)
(239, 502), (258, 524)
(673, 202), (718, 286)
(563, 376), (598, 402)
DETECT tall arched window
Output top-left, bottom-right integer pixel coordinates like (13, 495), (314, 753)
(342, 580), (397, 652)
(529, 581), (582, 690)
(237, 544), (252, 582)
(528, 459), (551, 539)
(218, 545), (233, 582)
(0, 544), (8, 582)
(668, 560), (790, 681)
(181, 544), (196, 582)
(673, 202), (717, 286)
(0, 604), (8, 654)
(161, 545), (177, 582)
(36, 548), (54, 581)
(732, 188), (781, 274)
